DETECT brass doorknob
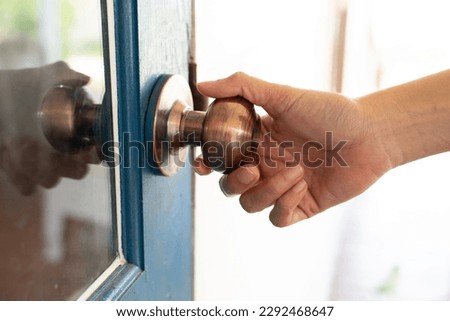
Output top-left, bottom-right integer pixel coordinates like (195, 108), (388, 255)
(146, 74), (262, 176)
(38, 85), (105, 162)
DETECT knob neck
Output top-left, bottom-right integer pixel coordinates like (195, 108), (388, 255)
(180, 110), (205, 146)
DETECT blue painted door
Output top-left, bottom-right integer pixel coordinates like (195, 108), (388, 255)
(90, 0), (193, 300)
(0, 0), (192, 300)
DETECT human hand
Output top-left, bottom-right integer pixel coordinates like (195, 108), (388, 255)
(0, 138), (95, 195)
(0, 61), (93, 195)
(195, 72), (392, 227)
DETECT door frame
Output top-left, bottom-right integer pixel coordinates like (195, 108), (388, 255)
(85, 0), (193, 301)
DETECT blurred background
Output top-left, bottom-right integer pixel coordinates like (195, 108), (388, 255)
(194, 0), (450, 300)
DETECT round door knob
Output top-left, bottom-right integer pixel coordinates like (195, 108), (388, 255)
(38, 85), (108, 163)
(146, 74), (262, 176)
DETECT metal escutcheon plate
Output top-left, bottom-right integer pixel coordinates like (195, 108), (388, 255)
(145, 74), (193, 176)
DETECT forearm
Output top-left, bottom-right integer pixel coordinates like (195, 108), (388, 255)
(359, 69), (450, 168)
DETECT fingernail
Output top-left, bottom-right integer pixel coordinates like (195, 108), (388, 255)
(237, 167), (258, 185)
(292, 180), (307, 193)
(194, 166), (211, 176)
(219, 175), (234, 197)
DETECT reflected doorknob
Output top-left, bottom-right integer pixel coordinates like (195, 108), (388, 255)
(146, 74), (262, 176)
(38, 85), (107, 163)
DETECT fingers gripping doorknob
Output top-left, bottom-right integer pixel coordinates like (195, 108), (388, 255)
(145, 74), (262, 176)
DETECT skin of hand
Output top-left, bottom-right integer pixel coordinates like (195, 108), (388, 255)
(0, 61), (92, 195)
(195, 70), (450, 227)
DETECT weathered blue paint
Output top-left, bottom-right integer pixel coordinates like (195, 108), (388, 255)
(91, 0), (193, 300)
(122, 0), (193, 300)
(89, 264), (143, 301)
(114, 0), (146, 270)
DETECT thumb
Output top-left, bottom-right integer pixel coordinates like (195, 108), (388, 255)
(42, 61), (90, 87)
(197, 72), (301, 117)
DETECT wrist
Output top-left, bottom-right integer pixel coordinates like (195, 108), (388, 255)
(359, 70), (450, 169)
(357, 93), (400, 171)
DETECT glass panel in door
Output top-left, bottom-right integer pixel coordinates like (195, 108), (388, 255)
(0, 0), (117, 300)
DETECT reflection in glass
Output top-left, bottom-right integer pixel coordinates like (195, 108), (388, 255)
(0, 0), (116, 299)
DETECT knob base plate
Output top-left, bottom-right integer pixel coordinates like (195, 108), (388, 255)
(145, 75), (194, 176)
